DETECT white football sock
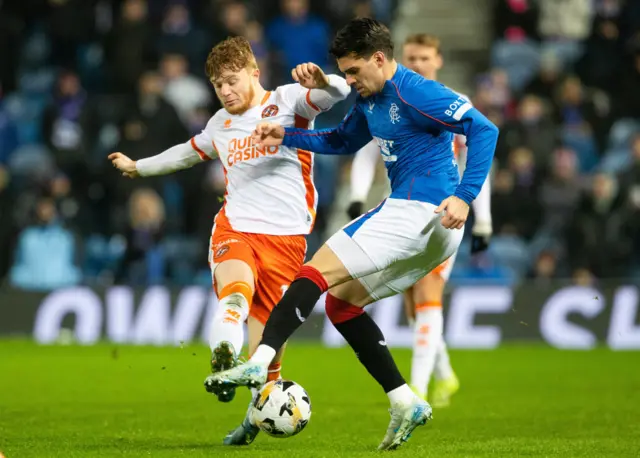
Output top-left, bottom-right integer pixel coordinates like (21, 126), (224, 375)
(387, 384), (415, 406)
(410, 306), (444, 398)
(208, 292), (249, 355)
(434, 339), (454, 381)
(250, 344), (277, 366)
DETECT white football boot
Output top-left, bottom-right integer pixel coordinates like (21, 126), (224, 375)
(378, 396), (433, 450)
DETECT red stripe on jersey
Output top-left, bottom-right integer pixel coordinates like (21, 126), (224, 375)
(294, 114), (317, 231)
(389, 81), (457, 129)
(191, 137), (210, 161)
(306, 90), (321, 111)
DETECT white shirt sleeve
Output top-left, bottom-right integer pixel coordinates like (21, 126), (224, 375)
(471, 174), (493, 236)
(279, 75), (351, 120)
(350, 140), (380, 202)
(136, 126), (218, 177)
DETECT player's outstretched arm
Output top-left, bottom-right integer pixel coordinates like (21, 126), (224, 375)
(273, 104), (372, 155)
(252, 104), (372, 155)
(291, 63), (351, 113)
(348, 140), (380, 219)
(110, 137), (219, 178)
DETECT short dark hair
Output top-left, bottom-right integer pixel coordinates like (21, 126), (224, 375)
(329, 17), (394, 60)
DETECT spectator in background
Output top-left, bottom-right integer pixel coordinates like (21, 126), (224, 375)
(537, 147), (582, 239)
(617, 134), (640, 192)
(47, 0), (96, 68)
(491, 0), (541, 91)
(618, 0), (640, 44)
(118, 71), (187, 161)
(111, 71), (187, 233)
(538, 0), (593, 68)
(474, 69), (514, 119)
(576, 1), (623, 92)
(48, 172), (89, 233)
(566, 173), (634, 279)
(266, 0), (330, 84)
(494, 0), (539, 41)
(9, 195), (81, 291)
(600, 131), (640, 174)
(619, 144), (640, 270)
(194, 161), (225, 246)
(245, 21), (271, 88)
(203, 0), (248, 37)
(524, 50), (563, 102)
(42, 70), (98, 197)
(115, 187), (166, 286)
(0, 91), (19, 166)
(0, 8), (22, 94)
(554, 75), (609, 166)
(491, 147), (541, 240)
(617, 134), (640, 270)
(156, 1), (209, 72)
(159, 53), (212, 126)
(498, 94), (557, 166)
(528, 249), (561, 283)
(209, 3), (271, 86)
(104, 0), (155, 95)
(614, 49), (640, 119)
(217, 1), (250, 38)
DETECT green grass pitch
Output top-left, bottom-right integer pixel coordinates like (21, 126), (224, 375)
(1, 341), (639, 457)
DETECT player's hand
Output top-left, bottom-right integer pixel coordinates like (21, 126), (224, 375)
(292, 62), (329, 89)
(252, 122), (285, 147)
(435, 196), (469, 230)
(347, 201), (364, 220)
(108, 152), (139, 178)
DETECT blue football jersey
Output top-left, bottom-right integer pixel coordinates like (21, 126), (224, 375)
(282, 64), (499, 206)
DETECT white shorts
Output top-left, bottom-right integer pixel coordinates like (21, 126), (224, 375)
(326, 198), (464, 301)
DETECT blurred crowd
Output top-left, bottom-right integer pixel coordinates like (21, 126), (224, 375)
(474, 0), (640, 285)
(0, 0), (394, 290)
(0, 0), (638, 291)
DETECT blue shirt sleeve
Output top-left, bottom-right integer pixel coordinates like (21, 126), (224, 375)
(282, 103), (373, 155)
(401, 80), (499, 204)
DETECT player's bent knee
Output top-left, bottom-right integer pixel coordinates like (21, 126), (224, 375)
(325, 293), (365, 324)
(413, 272), (446, 303)
(307, 244), (353, 288)
(328, 278), (373, 308)
(215, 259), (255, 293)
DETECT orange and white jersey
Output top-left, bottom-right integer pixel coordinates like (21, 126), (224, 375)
(190, 80), (349, 236)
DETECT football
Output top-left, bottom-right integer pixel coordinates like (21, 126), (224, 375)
(250, 379), (312, 438)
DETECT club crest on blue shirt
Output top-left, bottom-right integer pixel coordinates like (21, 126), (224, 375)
(389, 103), (401, 124)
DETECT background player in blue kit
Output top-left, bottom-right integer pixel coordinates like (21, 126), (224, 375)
(207, 17), (499, 450)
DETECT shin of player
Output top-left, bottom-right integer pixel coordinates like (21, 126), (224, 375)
(407, 269), (447, 400)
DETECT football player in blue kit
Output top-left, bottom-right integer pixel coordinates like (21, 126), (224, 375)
(207, 17), (499, 450)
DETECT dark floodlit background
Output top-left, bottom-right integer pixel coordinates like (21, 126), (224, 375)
(0, 0), (639, 345)
(1, 2), (640, 457)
